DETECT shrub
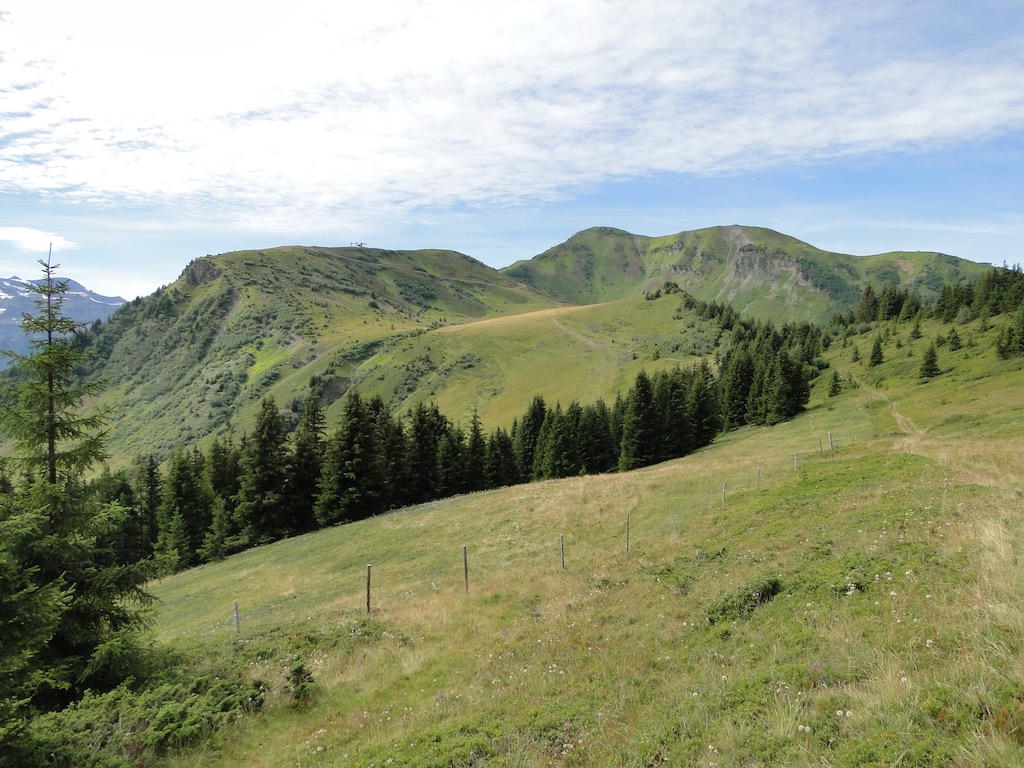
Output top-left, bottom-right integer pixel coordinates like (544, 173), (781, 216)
(706, 576), (781, 624)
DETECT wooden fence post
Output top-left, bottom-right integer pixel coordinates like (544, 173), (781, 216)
(463, 545), (469, 593)
(560, 534), (565, 570)
(626, 511), (631, 553)
(233, 600), (240, 634)
(366, 564), (372, 614)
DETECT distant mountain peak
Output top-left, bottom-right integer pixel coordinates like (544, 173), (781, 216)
(0, 276), (127, 368)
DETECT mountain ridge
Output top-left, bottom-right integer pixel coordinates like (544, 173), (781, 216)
(502, 224), (987, 321)
(3, 225), (991, 464)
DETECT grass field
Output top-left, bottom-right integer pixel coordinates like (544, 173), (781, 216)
(150, 313), (1024, 767)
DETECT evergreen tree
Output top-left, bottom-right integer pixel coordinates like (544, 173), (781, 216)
(92, 468), (144, 566)
(131, 454), (163, 560)
(157, 447), (216, 569)
(0, 256), (153, 704)
(316, 391), (387, 525)
(369, 396), (407, 510)
(484, 426), (518, 488)
(288, 396), (325, 533)
(199, 435), (243, 560)
(946, 326), (963, 352)
(719, 348), (754, 430)
(0, 501), (68, 744)
(687, 360), (722, 447)
(234, 397), (291, 545)
(577, 399), (616, 474)
(533, 403), (582, 479)
(513, 395), (547, 481)
(654, 368), (692, 460)
(437, 424), (468, 497)
(404, 402), (449, 504)
(828, 368), (843, 397)
(920, 343), (940, 378)
(868, 336), (884, 367)
(464, 409), (487, 493)
(619, 370), (659, 471)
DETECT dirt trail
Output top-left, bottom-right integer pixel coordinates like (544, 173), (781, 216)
(550, 315), (601, 350)
(869, 387), (1021, 492)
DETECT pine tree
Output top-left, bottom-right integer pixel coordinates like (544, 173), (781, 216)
(157, 447), (216, 569)
(464, 409), (487, 493)
(484, 426), (518, 488)
(404, 402), (448, 504)
(437, 425), (468, 497)
(920, 343), (940, 378)
(369, 396), (407, 510)
(513, 395), (547, 481)
(288, 396), (325, 533)
(131, 454), (163, 560)
(828, 368), (843, 397)
(316, 391), (387, 525)
(577, 400), (616, 474)
(234, 397), (291, 544)
(687, 360), (722, 447)
(868, 336), (884, 367)
(619, 370), (659, 471)
(719, 348), (754, 430)
(0, 255), (153, 704)
(0, 503), (68, 743)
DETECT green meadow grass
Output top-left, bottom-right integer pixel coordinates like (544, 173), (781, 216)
(151, 313), (1024, 767)
(348, 296), (712, 428)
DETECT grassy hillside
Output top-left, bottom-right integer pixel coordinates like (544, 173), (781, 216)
(83, 247), (559, 462)
(140, 309), (1024, 767)
(503, 225), (988, 323)
(329, 294), (724, 429)
(14, 229), (975, 467)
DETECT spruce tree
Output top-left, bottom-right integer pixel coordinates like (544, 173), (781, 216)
(404, 402), (448, 503)
(234, 397), (291, 544)
(288, 396), (325, 533)
(514, 395), (547, 481)
(0, 256), (153, 703)
(920, 343), (940, 378)
(484, 426), (518, 488)
(577, 400), (616, 474)
(464, 409), (487, 493)
(619, 370), (659, 471)
(869, 335), (884, 367)
(316, 391), (387, 525)
(828, 368), (843, 397)
(157, 447), (216, 569)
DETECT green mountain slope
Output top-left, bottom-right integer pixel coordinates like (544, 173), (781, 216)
(85, 246), (560, 461)
(72, 228), (991, 465)
(137, 309), (1024, 767)
(324, 294), (727, 429)
(503, 225), (987, 322)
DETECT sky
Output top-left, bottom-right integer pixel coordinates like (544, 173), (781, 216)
(1, 1), (1023, 300)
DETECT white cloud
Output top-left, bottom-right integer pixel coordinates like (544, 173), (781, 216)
(0, 227), (78, 252)
(1, 0), (1023, 235)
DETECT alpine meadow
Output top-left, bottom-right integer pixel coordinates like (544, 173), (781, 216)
(2, 225), (1023, 767)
